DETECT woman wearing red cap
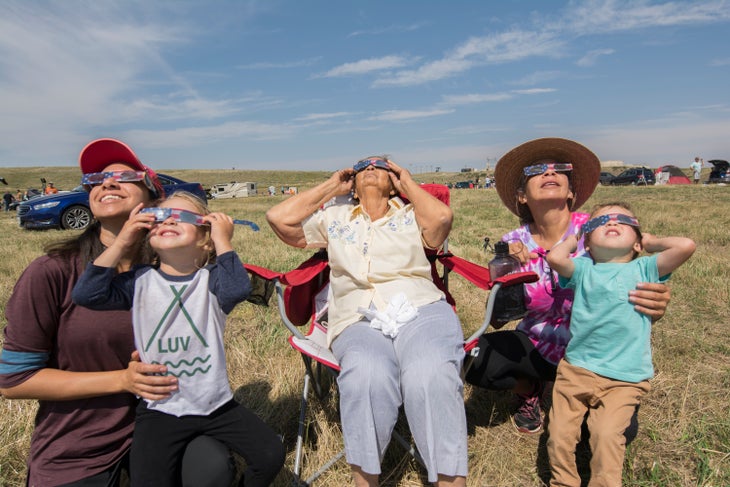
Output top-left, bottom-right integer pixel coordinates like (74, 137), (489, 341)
(0, 139), (235, 487)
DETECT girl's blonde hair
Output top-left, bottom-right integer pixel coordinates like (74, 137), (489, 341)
(156, 190), (216, 266)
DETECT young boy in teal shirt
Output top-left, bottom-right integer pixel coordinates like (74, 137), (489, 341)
(546, 202), (695, 487)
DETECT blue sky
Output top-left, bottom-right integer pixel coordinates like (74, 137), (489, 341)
(1, 0), (729, 172)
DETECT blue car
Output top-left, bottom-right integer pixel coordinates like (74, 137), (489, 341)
(17, 174), (208, 230)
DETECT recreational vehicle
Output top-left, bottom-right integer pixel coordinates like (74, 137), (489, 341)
(209, 182), (257, 199)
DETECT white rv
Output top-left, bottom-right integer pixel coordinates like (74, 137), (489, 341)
(209, 182), (257, 199)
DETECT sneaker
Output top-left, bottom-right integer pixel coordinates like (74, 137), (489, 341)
(511, 393), (543, 434)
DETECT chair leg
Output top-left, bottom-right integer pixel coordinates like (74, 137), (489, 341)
(292, 374), (311, 486)
(391, 430), (426, 469)
(292, 367), (347, 486)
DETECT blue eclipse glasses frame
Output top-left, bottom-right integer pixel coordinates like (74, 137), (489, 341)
(580, 213), (640, 236)
(139, 207), (260, 231)
(353, 157), (390, 173)
(523, 162), (573, 177)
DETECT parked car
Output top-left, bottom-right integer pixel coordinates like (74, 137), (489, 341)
(453, 181), (473, 189)
(17, 174), (207, 230)
(599, 172), (615, 185)
(8, 188), (43, 210)
(706, 159), (729, 184)
(610, 167), (655, 186)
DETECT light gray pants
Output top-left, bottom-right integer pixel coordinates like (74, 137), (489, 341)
(331, 300), (468, 482)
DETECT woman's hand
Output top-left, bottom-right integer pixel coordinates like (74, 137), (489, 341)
(508, 241), (536, 265)
(121, 351), (178, 401)
(629, 282), (671, 322)
(386, 159), (413, 195)
(330, 168), (355, 196)
(115, 203), (155, 251)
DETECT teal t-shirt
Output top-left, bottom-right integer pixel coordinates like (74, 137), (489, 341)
(560, 254), (666, 383)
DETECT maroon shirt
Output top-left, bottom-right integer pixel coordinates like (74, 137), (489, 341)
(1, 254), (136, 487)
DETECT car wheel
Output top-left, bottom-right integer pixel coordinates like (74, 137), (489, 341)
(61, 205), (92, 230)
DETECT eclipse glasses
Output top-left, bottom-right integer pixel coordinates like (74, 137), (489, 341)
(580, 213), (640, 235)
(353, 157), (390, 173)
(523, 162), (573, 177)
(139, 207), (259, 231)
(81, 170), (157, 194)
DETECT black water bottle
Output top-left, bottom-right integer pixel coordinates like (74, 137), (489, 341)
(488, 241), (526, 327)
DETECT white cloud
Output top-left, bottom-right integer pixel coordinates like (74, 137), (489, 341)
(294, 112), (352, 122)
(320, 55), (412, 77)
(371, 1), (730, 88)
(513, 71), (563, 86)
(709, 57), (730, 67)
(375, 30), (565, 87)
(369, 109), (454, 122)
(563, 0), (730, 36)
(440, 93), (514, 106)
(237, 57), (322, 70)
(348, 22), (429, 38)
(126, 120), (296, 148)
(511, 88), (557, 95)
(576, 48), (615, 67)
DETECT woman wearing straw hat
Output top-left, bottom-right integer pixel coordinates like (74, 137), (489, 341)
(465, 137), (671, 434)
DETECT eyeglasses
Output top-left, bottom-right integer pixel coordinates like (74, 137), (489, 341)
(522, 162), (573, 177)
(581, 213), (640, 235)
(353, 157), (390, 173)
(139, 207), (207, 225)
(82, 170), (147, 186)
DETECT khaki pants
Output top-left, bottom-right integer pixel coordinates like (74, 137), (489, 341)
(548, 360), (650, 487)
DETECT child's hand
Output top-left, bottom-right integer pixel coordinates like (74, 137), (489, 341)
(205, 212), (234, 254)
(641, 233), (660, 253)
(114, 203), (155, 251)
(558, 233), (579, 253)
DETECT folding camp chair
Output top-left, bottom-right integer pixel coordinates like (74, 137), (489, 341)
(244, 185), (537, 486)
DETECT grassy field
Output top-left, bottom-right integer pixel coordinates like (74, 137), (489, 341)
(0, 168), (728, 486)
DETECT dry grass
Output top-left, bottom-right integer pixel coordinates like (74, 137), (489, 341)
(1, 170), (728, 486)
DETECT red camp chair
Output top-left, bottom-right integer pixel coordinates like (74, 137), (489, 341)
(244, 185), (537, 486)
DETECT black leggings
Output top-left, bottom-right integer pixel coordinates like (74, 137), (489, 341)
(56, 435), (235, 487)
(131, 399), (285, 487)
(465, 330), (556, 390)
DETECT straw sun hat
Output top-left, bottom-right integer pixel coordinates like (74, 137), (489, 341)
(495, 137), (601, 216)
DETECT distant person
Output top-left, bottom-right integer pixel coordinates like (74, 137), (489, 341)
(15, 189), (23, 201)
(546, 202), (695, 486)
(73, 191), (285, 487)
(3, 191), (14, 211)
(45, 182), (59, 194)
(690, 157), (703, 184)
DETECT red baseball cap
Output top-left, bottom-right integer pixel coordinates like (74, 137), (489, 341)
(79, 138), (164, 198)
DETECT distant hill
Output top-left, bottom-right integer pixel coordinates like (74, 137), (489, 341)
(0, 167), (494, 193)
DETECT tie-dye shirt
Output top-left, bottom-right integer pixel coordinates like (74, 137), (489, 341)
(501, 212), (589, 365)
